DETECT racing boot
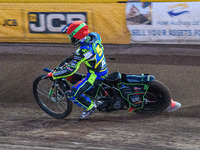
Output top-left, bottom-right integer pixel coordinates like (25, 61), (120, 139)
(80, 103), (96, 119)
(166, 99), (181, 112)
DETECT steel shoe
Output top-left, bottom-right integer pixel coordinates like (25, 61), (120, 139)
(166, 99), (181, 112)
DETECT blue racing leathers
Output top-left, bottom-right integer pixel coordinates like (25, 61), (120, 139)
(53, 32), (108, 110)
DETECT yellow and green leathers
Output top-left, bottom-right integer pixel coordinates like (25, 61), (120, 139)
(53, 32), (108, 110)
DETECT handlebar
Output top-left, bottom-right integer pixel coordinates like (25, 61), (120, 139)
(43, 68), (53, 73)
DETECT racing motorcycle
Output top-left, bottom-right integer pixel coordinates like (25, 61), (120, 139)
(33, 67), (181, 119)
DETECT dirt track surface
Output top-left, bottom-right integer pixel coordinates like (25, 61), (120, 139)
(0, 43), (200, 150)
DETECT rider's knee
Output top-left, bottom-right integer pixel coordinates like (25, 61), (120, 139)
(66, 88), (76, 99)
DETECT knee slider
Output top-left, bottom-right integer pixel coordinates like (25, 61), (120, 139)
(66, 88), (76, 99)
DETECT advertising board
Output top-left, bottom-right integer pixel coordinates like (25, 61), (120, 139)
(0, 3), (129, 44)
(0, 0), (129, 3)
(126, 2), (200, 44)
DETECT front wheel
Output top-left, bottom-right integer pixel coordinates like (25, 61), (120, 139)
(33, 75), (73, 118)
(135, 80), (171, 115)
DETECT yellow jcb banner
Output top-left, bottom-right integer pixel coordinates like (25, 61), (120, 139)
(140, 0), (200, 2)
(0, 0), (129, 3)
(0, 3), (130, 44)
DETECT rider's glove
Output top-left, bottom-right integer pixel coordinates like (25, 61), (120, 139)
(47, 72), (53, 77)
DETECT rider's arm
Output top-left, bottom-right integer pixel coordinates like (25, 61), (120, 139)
(52, 49), (89, 79)
(58, 53), (75, 67)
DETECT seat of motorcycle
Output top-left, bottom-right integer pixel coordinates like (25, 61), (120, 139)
(121, 73), (155, 83)
(104, 71), (121, 82)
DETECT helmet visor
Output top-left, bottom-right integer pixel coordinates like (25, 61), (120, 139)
(71, 37), (80, 46)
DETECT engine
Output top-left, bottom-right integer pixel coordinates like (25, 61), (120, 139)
(110, 97), (125, 111)
(96, 94), (125, 112)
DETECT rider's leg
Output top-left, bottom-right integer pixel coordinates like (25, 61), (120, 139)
(67, 73), (104, 118)
(67, 77), (94, 110)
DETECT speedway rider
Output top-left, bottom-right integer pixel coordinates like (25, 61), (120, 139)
(50, 21), (108, 119)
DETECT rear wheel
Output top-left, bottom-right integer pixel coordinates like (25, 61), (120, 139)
(135, 80), (171, 115)
(33, 75), (73, 118)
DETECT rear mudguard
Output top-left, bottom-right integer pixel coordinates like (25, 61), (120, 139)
(119, 73), (155, 112)
(117, 82), (149, 112)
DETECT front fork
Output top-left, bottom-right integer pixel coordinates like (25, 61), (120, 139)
(48, 85), (54, 97)
(48, 78), (70, 102)
(48, 83), (60, 103)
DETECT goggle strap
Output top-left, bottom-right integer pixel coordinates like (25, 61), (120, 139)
(61, 23), (72, 33)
